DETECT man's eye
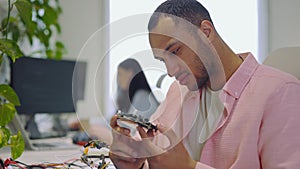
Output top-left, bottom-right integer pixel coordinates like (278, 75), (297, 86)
(171, 48), (179, 55)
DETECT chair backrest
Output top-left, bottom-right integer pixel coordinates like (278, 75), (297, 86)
(263, 46), (300, 79)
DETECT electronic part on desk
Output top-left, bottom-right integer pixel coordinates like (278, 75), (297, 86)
(80, 140), (113, 169)
(72, 131), (98, 146)
(0, 140), (115, 169)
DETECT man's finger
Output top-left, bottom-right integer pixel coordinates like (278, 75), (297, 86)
(110, 115), (131, 136)
(137, 126), (165, 157)
(113, 126), (131, 136)
(147, 129), (155, 138)
(138, 126), (149, 139)
(110, 115), (119, 127)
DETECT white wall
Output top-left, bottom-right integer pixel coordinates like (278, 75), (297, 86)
(59, 0), (103, 60)
(59, 0), (110, 123)
(268, 0), (300, 52)
(260, 0), (300, 62)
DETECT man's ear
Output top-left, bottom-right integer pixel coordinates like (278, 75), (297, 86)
(200, 20), (214, 39)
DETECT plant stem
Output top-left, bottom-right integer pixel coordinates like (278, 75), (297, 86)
(5, 0), (12, 39)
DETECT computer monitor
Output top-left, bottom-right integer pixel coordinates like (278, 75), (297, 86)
(9, 56), (87, 141)
(11, 57), (86, 114)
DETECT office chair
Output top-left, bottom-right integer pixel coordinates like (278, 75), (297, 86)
(263, 46), (300, 79)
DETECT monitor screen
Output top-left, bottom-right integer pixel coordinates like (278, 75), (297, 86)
(11, 57), (86, 114)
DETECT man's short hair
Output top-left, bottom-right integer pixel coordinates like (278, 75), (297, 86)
(148, 0), (213, 31)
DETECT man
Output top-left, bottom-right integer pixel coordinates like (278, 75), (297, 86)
(109, 0), (300, 168)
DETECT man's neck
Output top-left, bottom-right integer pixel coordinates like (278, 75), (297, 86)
(214, 38), (243, 83)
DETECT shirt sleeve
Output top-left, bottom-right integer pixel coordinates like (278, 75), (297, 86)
(142, 161), (216, 169)
(258, 81), (300, 168)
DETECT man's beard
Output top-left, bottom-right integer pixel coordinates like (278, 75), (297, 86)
(188, 73), (209, 91)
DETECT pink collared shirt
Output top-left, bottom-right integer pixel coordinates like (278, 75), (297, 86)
(150, 53), (300, 169)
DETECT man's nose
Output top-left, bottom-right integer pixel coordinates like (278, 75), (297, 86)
(165, 58), (178, 77)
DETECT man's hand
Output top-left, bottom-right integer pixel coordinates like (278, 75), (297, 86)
(109, 115), (146, 169)
(137, 124), (197, 169)
(109, 151), (145, 169)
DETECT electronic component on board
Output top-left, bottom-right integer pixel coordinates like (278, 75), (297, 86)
(116, 110), (157, 131)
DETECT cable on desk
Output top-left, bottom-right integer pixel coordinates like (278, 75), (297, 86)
(2, 140), (112, 169)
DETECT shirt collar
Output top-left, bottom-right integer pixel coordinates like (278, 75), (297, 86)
(222, 52), (259, 99)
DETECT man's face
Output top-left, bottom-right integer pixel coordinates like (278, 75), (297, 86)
(149, 17), (209, 91)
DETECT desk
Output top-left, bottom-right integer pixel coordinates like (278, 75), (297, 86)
(0, 138), (115, 169)
(0, 146), (81, 164)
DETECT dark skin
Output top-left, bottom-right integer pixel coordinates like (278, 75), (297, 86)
(109, 114), (196, 169)
(109, 115), (146, 169)
(137, 126), (197, 169)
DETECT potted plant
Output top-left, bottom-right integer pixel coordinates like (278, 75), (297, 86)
(0, 0), (66, 159)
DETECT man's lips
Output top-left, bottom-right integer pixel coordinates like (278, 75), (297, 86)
(176, 72), (189, 84)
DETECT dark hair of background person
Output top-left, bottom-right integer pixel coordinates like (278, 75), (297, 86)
(148, 0), (213, 31)
(116, 58), (159, 113)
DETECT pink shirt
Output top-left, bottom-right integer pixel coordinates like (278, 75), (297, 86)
(150, 53), (300, 169)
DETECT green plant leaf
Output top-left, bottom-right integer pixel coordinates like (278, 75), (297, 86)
(54, 23), (61, 34)
(26, 31), (34, 45)
(11, 24), (21, 42)
(1, 17), (8, 29)
(36, 28), (51, 48)
(1, 17), (9, 36)
(0, 39), (24, 62)
(55, 50), (62, 60)
(14, 0), (35, 36)
(10, 131), (25, 159)
(0, 127), (11, 148)
(0, 84), (21, 106)
(46, 49), (54, 59)
(43, 6), (58, 28)
(55, 0), (63, 14)
(1, 17), (20, 41)
(56, 41), (65, 49)
(0, 103), (16, 126)
(54, 41), (67, 60)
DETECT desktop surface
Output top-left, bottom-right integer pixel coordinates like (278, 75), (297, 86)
(0, 146), (81, 164)
(0, 136), (115, 169)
